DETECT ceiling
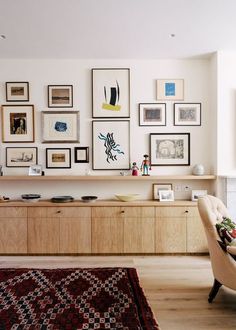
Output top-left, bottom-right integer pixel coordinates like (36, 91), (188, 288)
(0, 0), (235, 59)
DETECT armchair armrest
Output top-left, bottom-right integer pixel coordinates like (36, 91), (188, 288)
(226, 245), (236, 256)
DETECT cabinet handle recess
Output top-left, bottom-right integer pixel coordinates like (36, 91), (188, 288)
(185, 210), (189, 213)
(121, 210), (125, 214)
(56, 210), (61, 214)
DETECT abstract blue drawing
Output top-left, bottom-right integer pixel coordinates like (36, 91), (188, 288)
(54, 121), (67, 132)
(165, 82), (175, 96)
(98, 132), (124, 163)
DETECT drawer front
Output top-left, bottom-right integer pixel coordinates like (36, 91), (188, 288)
(0, 207), (27, 218)
(186, 206), (200, 217)
(47, 207), (91, 218)
(121, 207), (154, 218)
(155, 206), (188, 218)
(92, 207), (122, 218)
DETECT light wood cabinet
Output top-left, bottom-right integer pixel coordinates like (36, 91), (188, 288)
(0, 207), (27, 253)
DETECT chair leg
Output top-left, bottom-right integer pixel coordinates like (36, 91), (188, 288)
(208, 279), (222, 303)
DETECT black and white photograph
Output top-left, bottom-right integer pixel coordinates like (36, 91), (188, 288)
(6, 147), (38, 167)
(174, 103), (201, 126)
(159, 190), (175, 202)
(153, 183), (173, 200)
(139, 103), (166, 126)
(28, 164), (42, 176)
(191, 189), (207, 201)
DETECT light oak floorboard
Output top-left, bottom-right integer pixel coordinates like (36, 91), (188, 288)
(0, 255), (235, 330)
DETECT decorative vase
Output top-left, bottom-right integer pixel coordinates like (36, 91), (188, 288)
(192, 164), (205, 176)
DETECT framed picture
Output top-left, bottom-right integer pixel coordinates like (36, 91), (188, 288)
(191, 190), (207, 201)
(46, 148), (71, 169)
(28, 164), (42, 176)
(48, 85), (73, 108)
(92, 68), (130, 118)
(74, 147), (89, 163)
(153, 183), (173, 200)
(157, 79), (184, 100)
(42, 111), (79, 143)
(6, 147), (38, 167)
(6, 82), (29, 102)
(174, 103), (201, 126)
(92, 120), (130, 170)
(150, 133), (190, 166)
(1, 105), (35, 142)
(139, 103), (166, 126)
(159, 190), (175, 202)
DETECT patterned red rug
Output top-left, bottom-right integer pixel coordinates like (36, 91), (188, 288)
(0, 267), (159, 329)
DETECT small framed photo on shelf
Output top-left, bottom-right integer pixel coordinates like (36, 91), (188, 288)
(174, 103), (201, 126)
(6, 82), (29, 102)
(42, 111), (79, 143)
(74, 147), (89, 163)
(28, 164), (42, 176)
(157, 79), (184, 100)
(159, 190), (175, 202)
(139, 103), (166, 126)
(150, 133), (190, 166)
(1, 105), (35, 142)
(6, 147), (38, 167)
(153, 183), (173, 200)
(46, 148), (71, 169)
(191, 190), (207, 201)
(48, 85), (73, 108)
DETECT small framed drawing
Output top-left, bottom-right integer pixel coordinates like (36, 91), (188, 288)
(92, 68), (130, 118)
(139, 103), (166, 126)
(46, 148), (71, 169)
(150, 133), (190, 166)
(153, 183), (173, 200)
(1, 105), (35, 142)
(157, 79), (184, 100)
(159, 190), (175, 202)
(42, 111), (79, 143)
(6, 82), (29, 102)
(48, 85), (73, 108)
(191, 190), (207, 201)
(6, 147), (38, 167)
(28, 164), (42, 176)
(74, 147), (89, 163)
(92, 120), (130, 170)
(174, 103), (201, 126)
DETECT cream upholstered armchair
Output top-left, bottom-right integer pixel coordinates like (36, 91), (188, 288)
(198, 195), (236, 302)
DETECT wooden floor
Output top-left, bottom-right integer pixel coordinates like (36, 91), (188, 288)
(0, 255), (236, 330)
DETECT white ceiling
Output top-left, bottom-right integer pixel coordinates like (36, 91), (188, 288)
(0, 0), (236, 59)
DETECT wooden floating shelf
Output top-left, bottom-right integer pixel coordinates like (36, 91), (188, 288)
(0, 175), (216, 181)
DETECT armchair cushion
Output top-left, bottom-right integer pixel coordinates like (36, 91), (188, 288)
(216, 216), (236, 246)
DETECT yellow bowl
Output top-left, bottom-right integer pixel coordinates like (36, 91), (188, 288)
(115, 194), (140, 202)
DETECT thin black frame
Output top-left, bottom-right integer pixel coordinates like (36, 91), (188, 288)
(48, 85), (73, 108)
(6, 82), (29, 102)
(46, 148), (71, 169)
(74, 147), (89, 163)
(174, 103), (201, 126)
(6, 147), (38, 167)
(150, 133), (190, 166)
(139, 103), (166, 126)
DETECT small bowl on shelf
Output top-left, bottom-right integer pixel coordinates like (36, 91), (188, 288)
(81, 196), (98, 203)
(21, 194), (41, 203)
(115, 194), (140, 202)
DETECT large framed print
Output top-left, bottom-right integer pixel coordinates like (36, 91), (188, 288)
(139, 103), (166, 126)
(92, 120), (130, 170)
(6, 147), (38, 167)
(1, 105), (35, 142)
(48, 85), (73, 108)
(157, 79), (184, 101)
(150, 133), (190, 166)
(42, 111), (79, 143)
(174, 103), (201, 126)
(92, 68), (130, 118)
(46, 148), (71, 169)
(6, 82), (29, 102)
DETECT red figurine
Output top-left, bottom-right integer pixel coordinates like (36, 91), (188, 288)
(131, 162), (139, 176)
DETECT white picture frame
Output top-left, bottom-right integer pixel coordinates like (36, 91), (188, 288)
(159, 190), (175, 202)
(28, 164), (42, 176)
(191, 190), (207, 201)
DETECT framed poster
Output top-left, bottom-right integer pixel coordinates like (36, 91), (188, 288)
(1, 105), (35, 142)
(92, 120), (130, 170)
(92, 68), (130, 118)
(42, 111), (79, 142)
(48, 85), (73, 108)
(139, 103), (166, 126)
(174, 103), (201, 126)
(74, 147), (89, 163)
(6, 147), (38, 167)
(150, 133), (190, 166)
(157, 79), (184, 100)
(46, 148), (71, 168)
(6, 82), (29, 102)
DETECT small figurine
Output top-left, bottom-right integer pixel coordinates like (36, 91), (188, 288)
(131, 162), (139, 176)
(140, 154), (151, 176)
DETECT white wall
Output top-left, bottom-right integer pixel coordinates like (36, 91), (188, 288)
(0, 59), (213, 199)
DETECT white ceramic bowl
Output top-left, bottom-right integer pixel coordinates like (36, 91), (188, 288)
(115, 194), (140, 202)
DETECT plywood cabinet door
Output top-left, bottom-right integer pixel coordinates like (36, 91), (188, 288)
(0, 218), (27, 253)
(92, 207), (124, 253)
(124, 207), (155, 253)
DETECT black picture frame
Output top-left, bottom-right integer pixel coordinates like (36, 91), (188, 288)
(6, 147), (38, 167)
(174, 103), (201, 126)
(46, 148), (71, 169)
(48, 85), (73, 108)
(6, 82), (29, 102)
(74, 147), (89, 163)
(139, 103), (166, 126)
